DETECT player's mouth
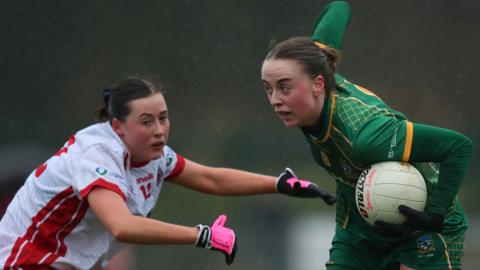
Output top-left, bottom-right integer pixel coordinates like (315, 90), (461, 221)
(151, 141), (165, 150)
(276, 111), (292, 119)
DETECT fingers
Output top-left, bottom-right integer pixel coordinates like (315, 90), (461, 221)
(199, 215), (237, 265)
(225, 238), (238, 265)
(309, 185), (336, 205)
(293, 181), (302, 190)
(398, 205), (419, 216)
(213, 214), (227, 227)
(398, 205), (424, 224)
(322, 194), (337, 205)
(398, 205), (444, 233)
(277, 170), (335, 202)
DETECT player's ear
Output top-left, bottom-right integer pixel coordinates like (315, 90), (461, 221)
(312, 74), (325, 97)
(111, 118), (125, 137)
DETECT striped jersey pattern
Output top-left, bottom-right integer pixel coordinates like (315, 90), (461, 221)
(0, 122), (185, 269)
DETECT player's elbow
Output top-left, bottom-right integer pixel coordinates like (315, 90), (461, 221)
(106, 220), (135, 243)
(456, 133), (475, 158)
(109, 226), (132, 243)
(464, 136), (474, 153)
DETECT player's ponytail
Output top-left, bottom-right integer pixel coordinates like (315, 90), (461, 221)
(316, 44), (339, 75)
(96, 77), (163, 122)
(96, 88), (112, 122)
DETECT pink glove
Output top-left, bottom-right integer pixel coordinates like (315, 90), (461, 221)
(195, 214), (237, 265)
(276, 168), (336, 205)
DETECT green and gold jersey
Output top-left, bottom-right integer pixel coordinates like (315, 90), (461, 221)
(302, 75), (470, 242)
(306, 1), (474, 242)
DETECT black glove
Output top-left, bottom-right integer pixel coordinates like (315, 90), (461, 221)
(374, 205), (443, 237)
(195, 215), (237, 265)
(276, 168), (336, 205)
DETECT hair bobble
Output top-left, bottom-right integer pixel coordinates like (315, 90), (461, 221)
(102, 87), (112, 106)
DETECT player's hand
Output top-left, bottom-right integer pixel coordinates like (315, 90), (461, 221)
(276, 168), (336, 205)
(195, 214), (237, 265)
(374, 205), (443, 237)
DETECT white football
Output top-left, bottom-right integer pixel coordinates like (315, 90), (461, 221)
(355, 161), (427, 225)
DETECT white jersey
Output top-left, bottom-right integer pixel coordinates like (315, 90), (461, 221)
(0, 122), (185, 270)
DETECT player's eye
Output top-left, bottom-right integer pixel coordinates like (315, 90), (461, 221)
(141, 119), (153, 126)
(159, 116), (168, 123)
(264, 86), (273, 96)
(279, 84), (291, 93)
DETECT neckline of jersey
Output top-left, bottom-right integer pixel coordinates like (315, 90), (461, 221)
(301, 91), (334, 142)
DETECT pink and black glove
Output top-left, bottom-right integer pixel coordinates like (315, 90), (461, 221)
(276, 168), (336, 205)
(195, 214), (237, 265)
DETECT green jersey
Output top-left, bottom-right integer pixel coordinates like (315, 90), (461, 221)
(306, 1), (474, 243)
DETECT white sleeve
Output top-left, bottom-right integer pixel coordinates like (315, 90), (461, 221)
(73, 145), (128, 200)
(163, 146), (186, 180)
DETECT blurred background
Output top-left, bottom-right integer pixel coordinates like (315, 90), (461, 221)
(1, 0), (479, 269)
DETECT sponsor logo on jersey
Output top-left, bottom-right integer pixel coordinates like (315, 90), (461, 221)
(388, 127), (398, 159)
(416, 234), (435, 257)
(136, 173), (154, 184)
(109, 172), (124, 180)
(95, 167), (108, 176)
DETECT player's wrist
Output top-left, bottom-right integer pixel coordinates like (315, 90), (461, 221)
(276, 168), (297, 194)
(274, 175), (282, 193)
(195, 224), (211, 248)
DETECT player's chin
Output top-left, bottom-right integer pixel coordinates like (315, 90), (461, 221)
(280, 118), (300, 128)
(149, 147), (164, 160)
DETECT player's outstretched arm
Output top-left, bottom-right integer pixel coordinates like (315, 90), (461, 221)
(311, 0), (351, 50)
(87, 188), (237, 265)
(167, 159), (336, 204)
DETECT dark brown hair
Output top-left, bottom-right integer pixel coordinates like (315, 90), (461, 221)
(97, 77), (163, 122)
(265, 36), (338, 94)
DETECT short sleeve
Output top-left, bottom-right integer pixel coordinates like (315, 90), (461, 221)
(73, 145), (128, 200)
(163, 146), (186, 180)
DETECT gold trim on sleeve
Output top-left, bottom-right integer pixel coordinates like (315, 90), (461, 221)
(402, 121), (413, 162)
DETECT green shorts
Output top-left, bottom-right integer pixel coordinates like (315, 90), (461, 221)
(326, 225), (465, 270)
